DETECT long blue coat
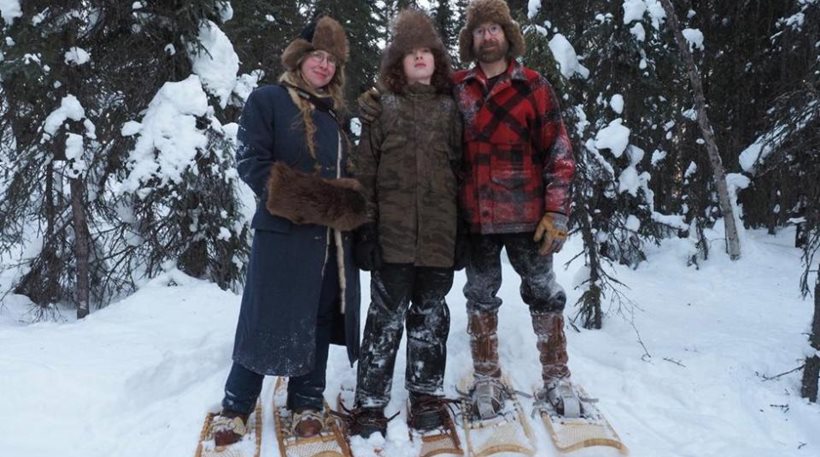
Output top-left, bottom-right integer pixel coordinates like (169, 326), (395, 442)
(232, 84), (360, 376)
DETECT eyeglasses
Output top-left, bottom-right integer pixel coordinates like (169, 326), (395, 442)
(307, 50), (337, 66)
(473, 24), (502, 38)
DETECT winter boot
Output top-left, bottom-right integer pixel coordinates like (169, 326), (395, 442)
(468, 310), (502, 379)
(467, 310), (505, 419)
(211, 409), (250, 447)
(531, 310), (580, 417)
(347, 406), (389, 438)
(292, 407), (324, 438)
(408, 393), (448, 432)
(531, 310), (571, 384)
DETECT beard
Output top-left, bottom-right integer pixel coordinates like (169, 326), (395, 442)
(476, 38), (509, 64)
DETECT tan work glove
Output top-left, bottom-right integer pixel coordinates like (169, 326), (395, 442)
(533, 212), (568, 255)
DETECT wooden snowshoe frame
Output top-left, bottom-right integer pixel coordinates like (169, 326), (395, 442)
(273, 377), (353, 457)
(406, 398), (464, 457)
(459, 375), (537, 457)
(535, 384), (628, 454)
(194, 400), (262, 457)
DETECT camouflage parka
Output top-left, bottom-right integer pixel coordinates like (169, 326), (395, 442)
(353, 82), (463, 268)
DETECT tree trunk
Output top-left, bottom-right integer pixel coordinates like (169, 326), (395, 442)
(577, 206), (603, 329)
(802, 266), (820, 401)
(660, 0), (741, 260)
(70, 177), (90, 319)
(767, 184), (779, 235)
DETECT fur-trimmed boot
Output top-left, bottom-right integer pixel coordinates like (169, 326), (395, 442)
(531, 310), (581, 417)
(467, 310), (506, 419)
(212, 409), (250, 447)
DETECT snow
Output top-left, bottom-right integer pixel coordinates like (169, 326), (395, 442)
(548, 34), (590, 79)
(618, 145), (648, 197)
(217, 1), (234, 22)
(43, 95), (86, 137)
(644, 0), (667, 29)
(783, 12), (805, 29)
(684, 161), (697, 178)
(623, 0), (647, 24)
(738, 101), (817, 174)
(527, 0), (541, 19)
(64, 47), (91, 66)
(683, 28), (705, 51)
(630, 22), (646, 42)
(625, 214), (641, 231)
(651, 149), (667, 165)
(187, 20), (240, 108)
(0, 0), (21, 25)
(594, 118), (631, 158)
(1, 228), (818, 457)
(64, 132), (86, 178)
(117, 75), (209, 194)
(610, 94), (625, 114)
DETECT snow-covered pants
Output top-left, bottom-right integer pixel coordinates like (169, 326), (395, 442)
(464, 233), (570, 382)
(464, 233), (566, 314)
(355, 263), (454, 408)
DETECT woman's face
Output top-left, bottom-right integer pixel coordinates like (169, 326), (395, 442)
(300, 50), (337, 90)
(402, 47), (435, 85)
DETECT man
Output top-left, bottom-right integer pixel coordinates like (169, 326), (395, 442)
(453, 0), (577, 420)
(358, 0), (577, 420)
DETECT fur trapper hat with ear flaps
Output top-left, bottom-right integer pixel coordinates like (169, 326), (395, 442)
(281, 16), (349, 71)
(458, 0), (526, 63)
(380, 8), (447, 80)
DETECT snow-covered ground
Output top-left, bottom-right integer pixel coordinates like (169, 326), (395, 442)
(1, 227), (818, 457)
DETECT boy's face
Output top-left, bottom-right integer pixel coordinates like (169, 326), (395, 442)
(402, 48), (435, 85)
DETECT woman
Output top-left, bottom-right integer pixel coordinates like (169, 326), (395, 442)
(211, 16), (367, 445)
(348, 8), (464, 438)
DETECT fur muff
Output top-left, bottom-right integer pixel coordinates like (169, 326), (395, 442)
(458, 0), (526, 63)
(281, 16), (349, 71)
(380, 9), (447, 80)
(266, 162), (368, 232)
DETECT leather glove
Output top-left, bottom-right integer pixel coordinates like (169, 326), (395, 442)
(356, 87), (382, 125)
(533, 212), (568, 255)
(354, 223), (382, 271)
(453, 220), (471, 271)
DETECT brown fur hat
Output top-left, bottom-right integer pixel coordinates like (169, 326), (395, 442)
(380, 8), (447, 80)
(458, 0), (526, 63)
(266, 162), (367, 231)
(281, 16), (349, 71)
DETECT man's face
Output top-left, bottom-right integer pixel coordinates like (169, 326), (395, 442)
(472, 22), (508, 64)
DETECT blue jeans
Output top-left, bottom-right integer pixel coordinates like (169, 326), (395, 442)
(222, 245), (340, 414)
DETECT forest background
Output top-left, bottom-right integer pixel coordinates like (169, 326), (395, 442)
(0, 0), (818, 396)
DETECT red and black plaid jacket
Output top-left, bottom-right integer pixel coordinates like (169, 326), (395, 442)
(453, 60), (575, 234)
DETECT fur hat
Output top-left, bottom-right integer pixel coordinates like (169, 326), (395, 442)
(266, 162), (367, 232)
(380, 9), (447, 77)
(281, 16), (349, 71)
(458, 0), (526, 63)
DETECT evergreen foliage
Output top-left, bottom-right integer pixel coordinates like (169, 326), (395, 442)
(0, 1), (817, 327)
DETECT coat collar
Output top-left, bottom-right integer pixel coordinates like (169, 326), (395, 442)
(462, 59), (527, 87)
(279, 72), (338, 122)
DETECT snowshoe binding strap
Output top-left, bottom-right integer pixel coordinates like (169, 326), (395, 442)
(470, 377), (508, 420)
